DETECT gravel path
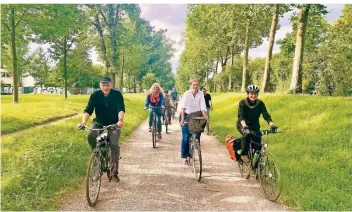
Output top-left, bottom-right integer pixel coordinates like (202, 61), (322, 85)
(60, 115), (285, 211)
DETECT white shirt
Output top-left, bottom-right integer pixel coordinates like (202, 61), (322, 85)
(179, 90), (207, 114)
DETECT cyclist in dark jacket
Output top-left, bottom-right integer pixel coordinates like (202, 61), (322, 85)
(78, 77), (125, 182)
(236, 84), (278, 163)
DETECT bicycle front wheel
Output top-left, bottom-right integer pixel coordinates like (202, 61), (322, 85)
(152, 128), (156, 148)
(191, 140), (202, 182)
(165, 117), (169, 134)
(86, 152), (102, 207)
(258, 151), (281, 201)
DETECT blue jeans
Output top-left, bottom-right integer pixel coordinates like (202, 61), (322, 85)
(180, 114), (201, 158)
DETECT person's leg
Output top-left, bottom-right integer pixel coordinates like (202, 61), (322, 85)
(156, 108), (162, 133)
(207, 108), (210, 125)
(148, 108), (153, 131)
(87, 123), (102, 151)
(181, 124), (190, 159)
(236, 124), (250, 162)
(108, 128), (121, 180)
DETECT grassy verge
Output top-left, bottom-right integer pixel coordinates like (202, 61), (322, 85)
(210, 92), (352, 211)
(1, 93), (147, 211)
(1, 95), (88, 134)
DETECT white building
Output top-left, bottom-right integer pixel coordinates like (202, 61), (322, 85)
(0, 68), (36, 87)
(0, 68), (12, 86)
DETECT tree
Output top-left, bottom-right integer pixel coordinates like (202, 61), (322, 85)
(142, 72), (159, 90)
(33, 5), (88, 98)
(289, 4), (327, 93)
(28, 47), (51, 92)
(262, 4), (281, 92)
(1, 5), (37, 103)
(240, 5), (273, 92)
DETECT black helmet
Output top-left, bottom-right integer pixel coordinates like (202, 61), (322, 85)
(246, 84), (260, 93)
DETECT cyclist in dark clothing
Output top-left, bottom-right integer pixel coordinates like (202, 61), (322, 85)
(78, 77), (125, 182)
(236, 84), (278, 163)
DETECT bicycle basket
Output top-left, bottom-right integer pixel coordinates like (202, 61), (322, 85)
(188, 117), (207, 133)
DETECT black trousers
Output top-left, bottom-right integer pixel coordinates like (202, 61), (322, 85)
(236, 124), (261, 156)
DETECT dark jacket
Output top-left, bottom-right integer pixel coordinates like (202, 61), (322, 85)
(84, 89), (125, 126)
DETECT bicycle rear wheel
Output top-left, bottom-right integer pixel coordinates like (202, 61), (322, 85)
(165, 116), (169, 134)
(152, 126), (157, 148)
(191, 140), (202, 182)
(86, 152), (101, 207)
(258, 151), (281, 201)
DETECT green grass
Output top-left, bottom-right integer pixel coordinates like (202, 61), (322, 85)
(1, 95), (88, 134)
(210, 92), (352, 211)
(1, 93), (148, 211)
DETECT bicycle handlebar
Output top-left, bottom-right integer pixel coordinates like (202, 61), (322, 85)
(145, 106), (163, 109)
(78, 124), (120, 131)
(246, 128), (280, 137)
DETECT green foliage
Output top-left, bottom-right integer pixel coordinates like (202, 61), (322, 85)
(27, 46), (51, 88)
(142, 71), (159, 90)
(210, 92), (352, 210)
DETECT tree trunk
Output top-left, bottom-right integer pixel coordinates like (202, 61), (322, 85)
(289, 5), (310, 94)
(94, 11), (110, 76)
(262, 4), (279, 92)
(214, 58), (219, 75)
(120, 49), (125, 91)
(63, 36), (68, 99)
(11, 8), (19, 103)
(108, 4), (119, 89)
(139, 81), (143, 92)
(241, 22), (251, 92)
(133, 77), (137, 93)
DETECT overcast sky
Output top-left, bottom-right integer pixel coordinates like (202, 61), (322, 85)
(29, 4), (345, 73)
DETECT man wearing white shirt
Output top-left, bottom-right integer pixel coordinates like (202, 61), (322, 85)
(179, 79), (208, 165)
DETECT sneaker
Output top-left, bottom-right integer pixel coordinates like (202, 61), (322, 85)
(157, 132), (162, 139)
(111, 175), (120, 182)
(148, 127), (152, 132)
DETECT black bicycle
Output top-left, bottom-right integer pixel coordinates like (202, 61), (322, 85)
(237, 129), (281, 201)
(163, 106), (172, 134)
(147, 106), (162, 148)
(185, 117), (207, 182)
(79, 124), (120, 207)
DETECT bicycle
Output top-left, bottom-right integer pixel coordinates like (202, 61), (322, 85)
(172, 100), (178, 119)
(163, 106), (172, 134)
(204, 108), (211, 135)
(185, 117), (207, 182)
(79, 124), (120, 207)
(236, 129), (281, 201)
(147, 106), (162, 148)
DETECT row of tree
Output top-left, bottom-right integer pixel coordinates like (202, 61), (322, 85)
(1, 4), (176, 103)
(176, 4), (352, 96)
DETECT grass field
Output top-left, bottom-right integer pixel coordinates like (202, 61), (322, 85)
(1, 93), (148, 211)
(210, 92), (352, 210)
(1, 95), (88, 134)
